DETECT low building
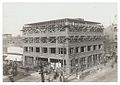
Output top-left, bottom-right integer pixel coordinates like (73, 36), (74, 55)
(4, 47), (23, 67)
(3, 34), (23, 54)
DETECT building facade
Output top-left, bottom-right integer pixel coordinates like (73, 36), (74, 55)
(22, 18), (104, 74)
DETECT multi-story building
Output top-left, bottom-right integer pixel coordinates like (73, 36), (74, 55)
(22, 18), (104, 74)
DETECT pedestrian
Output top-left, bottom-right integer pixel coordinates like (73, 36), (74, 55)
(54, 70), (58, 79)
(26, 67), (30, 73)
(111, 64), (114, 68)
(59, 75), (62, 82)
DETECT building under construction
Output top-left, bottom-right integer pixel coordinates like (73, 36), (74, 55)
(22, 18), (104, 74)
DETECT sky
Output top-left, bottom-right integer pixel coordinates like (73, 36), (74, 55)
(3, 3), (117, 36)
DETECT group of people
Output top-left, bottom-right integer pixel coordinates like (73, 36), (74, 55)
(46, 68), (66, 82)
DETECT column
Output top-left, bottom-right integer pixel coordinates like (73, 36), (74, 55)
(40, 46), (42, 54)
(84, 46), (87, 52)
(34, 56), (36, 66)
(48, 58), (50, 62)
(56, 47), (58, 55)
(48, 58), (51, 70)
(96, 45), (98, 50)
(23, 55), (25, 67)
(78, 47), (81, 53)
(90, 56), (92, 67)
(78, 58), (80, 71)
(92, 55), (95, 66)
(31, 57), (34, 68)
(91, 45), (93, 51)
(65, 47), (71, 74)
(91, 55), (94, 67)
(85, 57), (87, 70)
(86, 56), (88, 69)
(96, 54), (98, 65)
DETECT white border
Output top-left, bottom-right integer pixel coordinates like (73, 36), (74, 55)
(1, 0), (118, 3)
(0, 0), (119, 85)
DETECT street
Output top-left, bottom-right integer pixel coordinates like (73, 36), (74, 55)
(16, 72), (41, 82)
(69, 63), (117, 82)
(15, 64), (117, 82)
(93, 65), (117, 82)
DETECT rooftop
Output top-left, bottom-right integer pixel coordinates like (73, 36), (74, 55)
(26, 18), (101, 25)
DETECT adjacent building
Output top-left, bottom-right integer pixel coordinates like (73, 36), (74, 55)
(3, 34), (12, 54)
(3, 34), (23, 53)
(104, 24), (117, 62)
(22, 18), (104, 74)
(3, 34), (23, 61)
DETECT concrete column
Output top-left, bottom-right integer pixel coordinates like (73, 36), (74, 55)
(85, 56), (88, 69)
(93, 55), (95, 66)
(91, 55), (94, 67)
(65, 58), (71, 74)
(91, 45), (93, 51)
(31, 57), (34, 68)
(48, 58), (51, 70)
(23, 55), (25, 67)
(48, 58), (50, 62)
(85, 57), (88, 69)
(96, 54), (99, 65)
(78, 58), (81, 71)
(96, 45), (98, 50)
(90, 56), (92, 67)
(56, 47), (58, 55)
(34, 56), (36, 66)
(27, 56), (30, 67)
(40, 46), (42, 54)
(84, 46), (87, 52)
(48, 48), (50, 54)
(65, 47), (71, 74)
(79, 47), (81, 53)
(54, 63), (56, 69)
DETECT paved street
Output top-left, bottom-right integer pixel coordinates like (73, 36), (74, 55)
(15, 63), (117, 82)
(16, 72), (55, 82)
(93, 65), (117, 82)
(70, 63), (117, 82)
(16, 72), (41, 82)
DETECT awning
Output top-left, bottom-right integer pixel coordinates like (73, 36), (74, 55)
(5, 54), (23, 61)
